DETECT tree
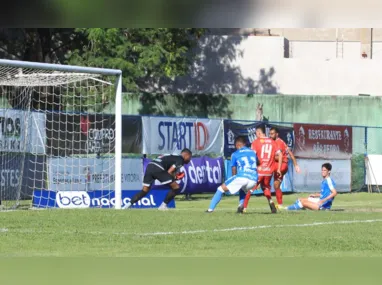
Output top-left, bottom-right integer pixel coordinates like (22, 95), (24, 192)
(0, 28), (84, 63)
(0, 28), (206, 110)
(67, 28), (206, 92)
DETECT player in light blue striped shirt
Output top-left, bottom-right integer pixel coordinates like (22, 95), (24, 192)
(287, 163), (337, 211)
(206, 136), (258, 213)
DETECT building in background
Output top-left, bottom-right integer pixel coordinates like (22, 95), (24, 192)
(146, 28), (382, 96)
(210, 28), (380, 60)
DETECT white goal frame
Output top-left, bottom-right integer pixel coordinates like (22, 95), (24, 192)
(0, 59), (123, 209)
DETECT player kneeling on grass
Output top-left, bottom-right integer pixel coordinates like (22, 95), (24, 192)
(123, 149), (192, 210)
(206, 136), (258, 213)
(286, 163), (337, 211)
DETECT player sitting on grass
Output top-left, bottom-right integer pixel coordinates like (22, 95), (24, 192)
(286, 163), (337, 211)
(123, 149), (192, 210)
(206, 136), (258, 213)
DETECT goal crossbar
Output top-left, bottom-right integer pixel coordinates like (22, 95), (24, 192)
(0, 59), (122, 76)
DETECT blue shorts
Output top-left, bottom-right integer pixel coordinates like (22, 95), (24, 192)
(320, 201), (333, 210)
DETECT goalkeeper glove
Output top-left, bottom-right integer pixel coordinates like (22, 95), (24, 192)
(175, 172), (185, 180)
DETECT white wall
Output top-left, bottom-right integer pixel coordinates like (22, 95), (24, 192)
(151, 35), (382, 96)
(289, 41), (360, 59)
(372, 42), (382, 60)
(281, 59), (382, 96)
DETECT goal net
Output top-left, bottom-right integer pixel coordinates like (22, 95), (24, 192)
(0, 59), (122, 210)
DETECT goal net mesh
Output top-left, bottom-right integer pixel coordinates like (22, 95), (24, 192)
(0, 64), (118, 210)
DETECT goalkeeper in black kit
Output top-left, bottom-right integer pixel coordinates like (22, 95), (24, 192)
(123, 148), (192, 210)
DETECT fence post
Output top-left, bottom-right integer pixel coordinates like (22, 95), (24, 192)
(364, 127), (368, 186)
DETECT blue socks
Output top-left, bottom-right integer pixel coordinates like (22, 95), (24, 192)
(287, 199), (303, 210)
(238, 189), (246, 206)
(208, 187), (224, 211)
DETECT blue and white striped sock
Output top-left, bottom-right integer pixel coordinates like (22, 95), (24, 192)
(287, 200), (303, 210)
(208, 187), (224, 211)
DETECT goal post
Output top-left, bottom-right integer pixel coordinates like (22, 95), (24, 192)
(0, 59), (123, 210)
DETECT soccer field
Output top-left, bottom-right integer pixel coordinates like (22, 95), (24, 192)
(1, 193), (382, 257)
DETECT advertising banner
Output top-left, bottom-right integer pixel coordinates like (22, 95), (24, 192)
(293, 158), (351, 192)
(142, 116), (224, 155)
(46, 113), (142, 156)
(293, 123), (352, 159)
(143, 156), (224, 194)
(32, 189), (175, 209)
(224, 120), (294, 157)
(0, 109), (46, 154)
(0, 153), (45, 200)
(224, 159), (293, 194)
(365, 154), (382, 185)
(48, 158), (142, 191)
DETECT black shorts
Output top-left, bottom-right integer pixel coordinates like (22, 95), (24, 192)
(143, 163), (175, 187)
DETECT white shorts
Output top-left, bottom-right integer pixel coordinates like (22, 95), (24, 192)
(307, 197), (332, 210)
(225, 176), (257, 195)
(308, 197), (320, 203)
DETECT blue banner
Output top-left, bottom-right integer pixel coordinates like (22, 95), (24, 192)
(224, 159), (294, 195)
(223, 121), (294, 157)
(143, 156), (224, 194)
(0, 153), (45, 200)
(32, 189), (175, 209)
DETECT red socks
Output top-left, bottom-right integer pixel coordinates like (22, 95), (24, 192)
(275, 188), (283, 205)
(263, 189), (272, 200)
(243, 191), (252, 208)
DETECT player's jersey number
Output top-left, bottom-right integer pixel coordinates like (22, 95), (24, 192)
(237, 156), (257, 170)
(260, 144), (273, 160)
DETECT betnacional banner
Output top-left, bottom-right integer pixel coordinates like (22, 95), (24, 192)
(47, 158), (142, 191)
(293, 158), (351, 192)
(143, 156), (224, 194)
(46, 113), (142, 156)
(142, 116), (224, 155)
(224, 120), (294, 157)
(32, 189), (175, 209)
(293, 124), (352, 159)
(0, 109), (46, 154)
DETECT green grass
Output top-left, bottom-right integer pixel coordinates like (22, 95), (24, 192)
(1, 193), (382, 257)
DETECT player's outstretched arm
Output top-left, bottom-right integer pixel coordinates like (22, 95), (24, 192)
(232, 166), (237, 176)
(287, 148), (301, 173)
(167, 165), (176, 175)
(319, 188), (337, 205)
(276, 151), (282, 175)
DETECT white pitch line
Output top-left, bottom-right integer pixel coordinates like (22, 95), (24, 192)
(2, 219), (382, 237)
(137, 219), (382, 236)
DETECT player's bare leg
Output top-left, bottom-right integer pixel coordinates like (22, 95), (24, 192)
(123, 186), (151, 209)
(299, 198), (320, 210)
(286, 197), (320, 211)
(158, 182), (180, 211)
